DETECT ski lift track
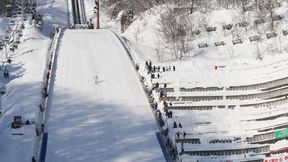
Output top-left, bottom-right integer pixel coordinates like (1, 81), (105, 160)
(71, 0), (80, 24)
(71, 0), (86, 25)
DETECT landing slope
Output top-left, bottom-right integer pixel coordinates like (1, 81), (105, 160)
(46, 30), (164, 162)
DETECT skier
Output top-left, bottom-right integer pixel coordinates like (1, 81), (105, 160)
(94, 75), (99, 84)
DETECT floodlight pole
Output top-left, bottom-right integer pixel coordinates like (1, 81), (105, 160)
(95, 0), (100, 29)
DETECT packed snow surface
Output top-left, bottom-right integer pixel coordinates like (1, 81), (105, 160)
(45, 29), (164, 162)
(0, 20), (48, 162)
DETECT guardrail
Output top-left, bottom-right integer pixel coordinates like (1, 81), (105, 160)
(33, 26), (62, 162)
(156, 132), (173, 162)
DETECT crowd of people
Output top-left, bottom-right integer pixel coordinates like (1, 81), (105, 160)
(138, 60), (180, 160)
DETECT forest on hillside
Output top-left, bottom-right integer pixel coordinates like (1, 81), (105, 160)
(102, 0), (283, 60)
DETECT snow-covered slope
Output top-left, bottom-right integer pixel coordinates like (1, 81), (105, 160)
(0, 0), (68, 161)
(0, 17), (49, 162)
(115, 2), (288, 161)
(45, 29), (164, 162)
(122, 2), (288, 65)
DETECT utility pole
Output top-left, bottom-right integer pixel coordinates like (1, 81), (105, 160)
(94, 0), (100, 29)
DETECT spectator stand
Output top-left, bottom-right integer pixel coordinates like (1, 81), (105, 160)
(191, 29), (201, 36)
(223, 24), (233, 30)
(206, 26), (217, 33)
(214, 41), (225, 47)
(198, 43), (208, 49)
(254, 19), (265, 25)
(271, 15), (282, 21)
(249, 35), (261, 42)
(232, 39), (243, 45)
(282, 29), (288, 36)
(238, 21), (249, 28)
(266, 32), (277, 39)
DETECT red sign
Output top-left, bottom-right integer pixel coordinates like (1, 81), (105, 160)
(264, 155), (288, 162)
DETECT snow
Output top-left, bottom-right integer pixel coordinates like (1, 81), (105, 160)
(0, 0), (69, 161)
(0, 0), (166, 162)
(36, 0), (69, 32)
(2, 0), (288, 161)
(117, 2), (288, 161)
(45, 30), (164, 162)
(0, 17), (49, 162)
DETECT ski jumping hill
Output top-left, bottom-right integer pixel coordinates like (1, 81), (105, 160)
(45, 29), (164, 162)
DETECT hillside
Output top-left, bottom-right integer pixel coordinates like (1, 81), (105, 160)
(1, 0), (288, 162)
(114, 1), (288, 161)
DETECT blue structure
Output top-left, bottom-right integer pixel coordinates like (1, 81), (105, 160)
(39, 133), (48, 162)
(156, 132), (172, 162)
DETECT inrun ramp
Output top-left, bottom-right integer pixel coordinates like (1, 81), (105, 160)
(46, 30), (165, 162)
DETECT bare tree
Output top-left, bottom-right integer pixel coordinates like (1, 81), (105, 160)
(190, 0), (195, 14)
(157, 6), (193, 60)
(154, 33), (163, 61)
(255, 41), (263, 60)
(266, 0), (275, 31)
(133, 26), (141, 41)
